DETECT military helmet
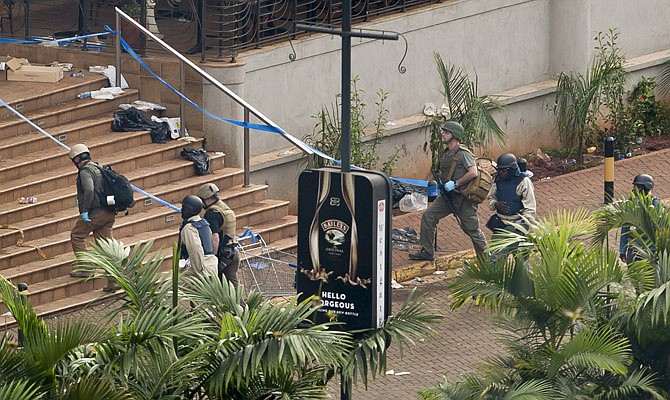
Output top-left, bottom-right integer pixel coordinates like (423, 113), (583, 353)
(69, 144), (90, 160)
(496, 153), (518, 170)
(441, 121), (464, 141)
(633, 173), (654, 191)
(181, 195), (204, 219)
(196, 182), (219, 200)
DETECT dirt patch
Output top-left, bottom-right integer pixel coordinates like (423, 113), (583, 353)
(524, 135), (670, 181)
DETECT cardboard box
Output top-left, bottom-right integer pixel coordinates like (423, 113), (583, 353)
(0, 57), (30, 81)
(7, 65), (64, 83)
(0, 57), (29, 71)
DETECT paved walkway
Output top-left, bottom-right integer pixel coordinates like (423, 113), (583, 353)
(346, 148), (670, 399)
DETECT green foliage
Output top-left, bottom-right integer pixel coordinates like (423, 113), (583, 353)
(429, 53), (506, 168)
(599, 76), (670, 154)
(304, 75), (400, 174)
(0, 237), (442, 399)
(424, 208), (667, 398)
(121, 0), (140, 16)
(549, 28), (627, 164)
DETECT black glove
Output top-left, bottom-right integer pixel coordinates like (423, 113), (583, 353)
(222, 247), (235, 259)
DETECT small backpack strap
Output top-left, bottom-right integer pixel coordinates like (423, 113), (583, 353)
(446, 147), (461, 181)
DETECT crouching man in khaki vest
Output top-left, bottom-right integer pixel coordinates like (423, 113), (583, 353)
(196, 183), (240, 287)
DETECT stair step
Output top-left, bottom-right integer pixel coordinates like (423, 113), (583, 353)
(0, 138), (206, 204)
(0, 155), (228, 225)
(0, 194), (285, 249)
(0, 73), (111, 120)
(0, 89), (139, 140)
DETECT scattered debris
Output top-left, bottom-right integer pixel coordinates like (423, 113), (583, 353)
(391, 279), (404, 289)
(17, 197), (37, 204)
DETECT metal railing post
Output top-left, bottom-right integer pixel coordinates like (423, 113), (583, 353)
(180, 61), (187, 136)
(244, 108), (250, 187)
(115, 12), (121, 88)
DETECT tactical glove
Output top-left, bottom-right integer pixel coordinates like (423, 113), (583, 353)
(443, 180), (456, 192)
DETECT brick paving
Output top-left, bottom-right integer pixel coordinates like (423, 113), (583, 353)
(347, 148), (670, 399)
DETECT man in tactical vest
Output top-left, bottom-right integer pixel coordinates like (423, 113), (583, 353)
(179, 195), (218, 281)
(620, 174), (662, 264)
(69, 144), (118, 292)
(409, 121), (487, 261)
(196, 183), (240, 287)
(486, 153), (536, 259)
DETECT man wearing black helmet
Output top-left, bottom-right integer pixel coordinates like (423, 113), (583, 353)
(179, 195), (218, 281)
(409, 121), (487, 261)
(69, 143), (117, 290)
(196, 182), (240, 287)
(619, 174), (661, 264)
(486, 153), (536, 259)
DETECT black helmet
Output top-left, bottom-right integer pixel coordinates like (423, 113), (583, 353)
(496, 153), (518, 170)
(181, 195), (203, 219)
(633, 174), (654, 192)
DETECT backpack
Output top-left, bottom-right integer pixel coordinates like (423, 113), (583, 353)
(94, 163), (136, 213)
(447, 146), (493, 204)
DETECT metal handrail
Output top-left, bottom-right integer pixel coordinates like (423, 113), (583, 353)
(113, 8), (313, 187)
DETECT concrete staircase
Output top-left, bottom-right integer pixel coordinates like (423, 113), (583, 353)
(0, 72), (297, 325)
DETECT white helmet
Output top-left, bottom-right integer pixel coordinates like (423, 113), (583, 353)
(196, 182), (219, 200)
(69, 144), (90, 160)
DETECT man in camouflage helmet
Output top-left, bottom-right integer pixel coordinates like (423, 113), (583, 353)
(68, 144), (118, 291)
(196, 182), (240, 287)
(409, 121), (487, 261)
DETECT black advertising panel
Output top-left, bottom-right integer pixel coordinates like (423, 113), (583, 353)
(297, 167), (392, 331)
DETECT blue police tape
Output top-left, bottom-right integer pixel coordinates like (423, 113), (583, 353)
(0, 31), (111, 46)
(130, 185), (181, 212)
(390, 177), (429, 187)
(0, 97), (70, 151)
(105, 26), (284, 135)
(0, 97), (182, 213)
(0, 37), (40, 44)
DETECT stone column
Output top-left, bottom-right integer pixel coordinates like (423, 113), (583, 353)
(202, 60), (248, 168)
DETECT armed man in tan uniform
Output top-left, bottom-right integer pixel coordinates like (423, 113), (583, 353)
(409, 121), (487, 261)
(197, 183), (240, 287)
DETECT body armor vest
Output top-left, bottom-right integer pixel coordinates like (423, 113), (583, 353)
(495, 174), (525, 216)
(209, 200), (237, 246)
(77, 162), (104, 209)
(180, 219), (215, 259)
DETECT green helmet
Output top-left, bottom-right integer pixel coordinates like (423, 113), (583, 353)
(441, 121), (464, 140)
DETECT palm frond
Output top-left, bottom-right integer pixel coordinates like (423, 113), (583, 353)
(0, 380), (43, 400)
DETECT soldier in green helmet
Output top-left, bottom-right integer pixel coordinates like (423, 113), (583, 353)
(409, 121), (487, 261)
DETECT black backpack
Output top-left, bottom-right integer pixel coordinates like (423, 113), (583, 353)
(94, 163), (136, 213)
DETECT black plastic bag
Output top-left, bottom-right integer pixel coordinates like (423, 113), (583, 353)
(111, 107), (170, 143)
(392, 180), (423, 209)
(180, 147), (212, 175)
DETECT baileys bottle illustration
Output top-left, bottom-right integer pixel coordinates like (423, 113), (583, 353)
(303, 170), (370, 287)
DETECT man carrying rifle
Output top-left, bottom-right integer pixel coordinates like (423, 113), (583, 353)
(409, 121), (487, 261)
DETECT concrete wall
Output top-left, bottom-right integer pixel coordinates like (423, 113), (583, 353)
(195, 0), (670, 210)
(202, 0), (670, 158)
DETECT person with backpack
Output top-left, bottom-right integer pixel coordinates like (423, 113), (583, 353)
(485, 153), (536, 262)
(179, 195), (218, 282)
(196, 183), (240, 287)
(69, 144), (118, 292)
(619, 174), (662, 264)
(409, 121), (487, 261)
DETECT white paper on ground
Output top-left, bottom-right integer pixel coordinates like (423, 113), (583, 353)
(102, 65), (129, 89)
